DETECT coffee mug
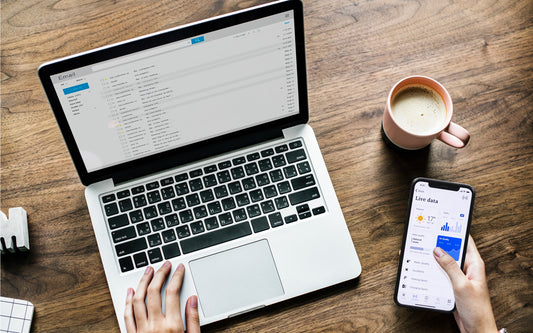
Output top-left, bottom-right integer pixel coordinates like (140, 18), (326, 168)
(382, 76), (470, 150)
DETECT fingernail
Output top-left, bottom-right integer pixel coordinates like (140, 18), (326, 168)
(127, 288), (134, 298)
(145, 266), (152, 275)
(433, 247), (445, 258)
(163, 261), (171, 268)
(177, 263), (185, 271)
(190, 295), (198, 308)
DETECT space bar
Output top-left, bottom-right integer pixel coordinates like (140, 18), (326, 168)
(180, 222), (252, 254)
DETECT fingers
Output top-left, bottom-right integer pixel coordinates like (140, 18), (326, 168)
(433, 247), (466, 287)
(145, 261), (172, 319)
(463, 235), (486, 281)
(185, 296), (201, 333)
(131, 266), (154, 327)
(165, 263), (185, 323)
(124, 288), (137, 333)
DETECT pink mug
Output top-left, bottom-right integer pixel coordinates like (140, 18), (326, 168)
(382, 76), (470, 150)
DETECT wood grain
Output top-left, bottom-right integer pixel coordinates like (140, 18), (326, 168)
(2, 0), (532, 332)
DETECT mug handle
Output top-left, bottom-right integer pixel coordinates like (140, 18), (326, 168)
(438, 122), (470, 148)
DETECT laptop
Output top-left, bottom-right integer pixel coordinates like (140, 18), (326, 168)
(38, 0), (361, 330)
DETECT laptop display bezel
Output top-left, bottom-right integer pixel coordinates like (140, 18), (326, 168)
(38, 0), (308, 186)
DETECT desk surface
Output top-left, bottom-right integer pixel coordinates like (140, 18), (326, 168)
(1, 0), (532, 332)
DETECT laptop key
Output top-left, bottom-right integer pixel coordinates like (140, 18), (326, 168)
(119, 199), (133, 212)
(112, 226), (136, 243)
(244, 162), (259, 175)
(143, 206), (158, 219)
(179, 210), (194, 223)
(261, 148), (274, 157)
(165, 213), (180, 227)
(297, 161), (311, 174)
(289, 141), (302, 149)
(251, 216), (270, 233)
(249, 189), (264, 202)
(218, 161), (232, 169)
(189, 179), (203, 191)
(175, 183), (189, 196)
(161, 177), (174, 186)
(176, 225), (191, 239)
(233, 208), (247, 222)
(190, 169), (203, 178)
(232, 157), (246, 165)
(277, 181), (292, 194)
(246, 204), (261, 218)
(102, 194), (116, 203)
(147, 190), (161, 204)
(171, 198), (186, 211)
(161, 187), (175, 200)
(205, 217), (219, 230)
(116, 238), (147, 257)
(258, 159), (273, 171)
(157, 202), (172, 215)
(313, 206), (326, 215)
(146, 181), (159, 190)
(268, 212), (284, 228)
(175, 173), (188, 182)
(218, 212), (233, 226)
(228, 182), (242, 194)
(105, 203), (119, 216)
(133, 252), (149, 268)
(162, 229), (176, 243)
(203, 174), (217, 187)
(246, 152), (260, 161)
(151, 218), (165, 231)
(291, 174), (316, 191)
(286, 149), (306, 163)
(117, 190), (130, 199)
(148, 248), (163, 264)
(162, 243), (181, 259)
(275, 144), (288, 153)
(231, 166), (245, 179)
(180, 222), (252, 254)
(283, 165), (298, 178)
(131, 185), (145, 194)
(289, 187), (320, 205)
(216, 170), (231, 183)
(147, 234), (162, 247)
(136, 222), (151, 236)
(119, 256), (134, 272)
(214, 185), (229, 198)
(133, 195), (147, 208)
(108, 214), (129, 229)
(191, 221), (205, 234)
(285, 214), (298, 223)
(269, 169), (284, 182)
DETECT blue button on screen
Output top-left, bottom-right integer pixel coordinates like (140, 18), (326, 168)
(63, 83), (89, 95)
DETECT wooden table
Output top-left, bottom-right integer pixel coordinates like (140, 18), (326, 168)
(2, 0), (532, 332)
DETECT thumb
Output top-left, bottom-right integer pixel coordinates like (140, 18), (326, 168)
(433, 247), (465, 287)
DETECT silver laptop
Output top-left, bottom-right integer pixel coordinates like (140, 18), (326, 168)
(38, 0), (361, 330)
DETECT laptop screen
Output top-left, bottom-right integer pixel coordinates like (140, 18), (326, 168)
(39, 0), (307, 185)
(50, 11), (299, 173)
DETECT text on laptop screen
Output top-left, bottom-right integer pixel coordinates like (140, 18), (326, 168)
(51, 11), (298, 172)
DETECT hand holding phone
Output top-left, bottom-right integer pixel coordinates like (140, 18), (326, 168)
(395, 178), (475, 312)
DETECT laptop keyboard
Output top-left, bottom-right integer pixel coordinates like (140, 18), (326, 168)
(101, 139), (326, 273)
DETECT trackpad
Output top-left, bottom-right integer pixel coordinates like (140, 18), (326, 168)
(189, 239), (284, 318)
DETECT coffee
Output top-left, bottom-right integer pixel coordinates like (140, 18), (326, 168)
(391, 85), (446, 135)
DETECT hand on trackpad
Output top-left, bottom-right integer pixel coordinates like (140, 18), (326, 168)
(189, 239), (285, 318)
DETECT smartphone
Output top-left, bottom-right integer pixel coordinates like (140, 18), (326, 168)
(394, 177), (475, 312)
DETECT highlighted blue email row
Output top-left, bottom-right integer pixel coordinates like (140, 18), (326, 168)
(63, 83), (89, 95)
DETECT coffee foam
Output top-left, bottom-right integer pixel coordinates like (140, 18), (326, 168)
(391, 84), (447, 135)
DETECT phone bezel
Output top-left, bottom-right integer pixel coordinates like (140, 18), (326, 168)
(394, 177), (475, 312)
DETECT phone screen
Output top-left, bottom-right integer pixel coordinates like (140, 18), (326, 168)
(395, 178), (474, 311)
